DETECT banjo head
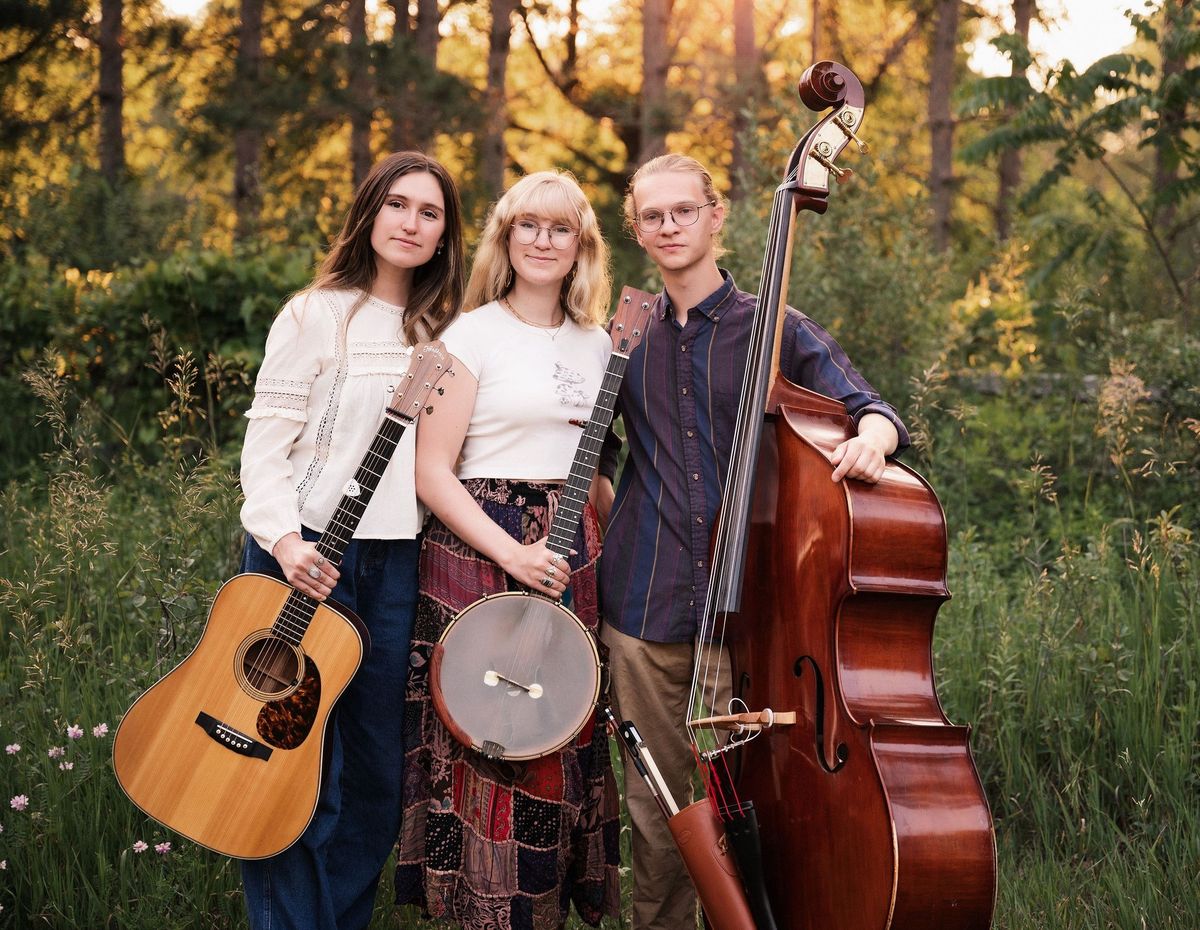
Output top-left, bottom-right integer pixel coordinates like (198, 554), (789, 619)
(434, 592), (601, 761)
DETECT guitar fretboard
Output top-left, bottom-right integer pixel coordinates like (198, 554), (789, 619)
(271, 413), (409, 646)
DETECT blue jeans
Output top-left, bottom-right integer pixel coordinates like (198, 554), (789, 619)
(239, 528), (419, 930)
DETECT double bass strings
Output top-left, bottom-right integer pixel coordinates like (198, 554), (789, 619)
(688, 168), (799, 777)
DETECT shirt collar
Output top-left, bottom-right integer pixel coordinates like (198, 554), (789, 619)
(657, 269), (738, 323)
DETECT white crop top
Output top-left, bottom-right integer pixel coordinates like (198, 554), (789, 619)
(239, 288), (423, 554)
(442, 301), (611, 480)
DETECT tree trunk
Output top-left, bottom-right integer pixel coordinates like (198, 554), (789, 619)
(638, 0), (671, 165)
(1154, 0), (1186, 235)
(928, 0), (959, 252)
(348, 0), (372, 187)
(409, 0), (441, 151)
(98, 0), (124, 186)
(810, 0), (820, 64)
(810, 0), (843, 64)
(995, 0), (1033, 241)
(483, 0), (516, 197)
(731, 0), (760, 199)
(234, 0), (264, 240)
(388, 0), (414, 151)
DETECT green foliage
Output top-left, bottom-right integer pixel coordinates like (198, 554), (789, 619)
(959, 4), (1200, 307)
(0, 246), (312, 482)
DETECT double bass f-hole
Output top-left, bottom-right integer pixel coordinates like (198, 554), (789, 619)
(792, 655), (848, 774)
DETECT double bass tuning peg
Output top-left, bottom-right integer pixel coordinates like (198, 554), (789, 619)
(836, 111), (870, 155)
(811, 149), (855, 185)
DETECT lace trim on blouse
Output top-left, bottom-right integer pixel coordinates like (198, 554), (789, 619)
(295, 292), (348, 511)
(348, 340), (412, 376)
(246, 376), (312, 422)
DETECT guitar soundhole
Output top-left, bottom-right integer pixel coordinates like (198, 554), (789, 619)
(237, 633), (304, 700)
(257, 658), (322, 750)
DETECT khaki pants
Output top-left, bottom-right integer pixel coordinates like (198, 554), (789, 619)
(601, 623), (732, 930)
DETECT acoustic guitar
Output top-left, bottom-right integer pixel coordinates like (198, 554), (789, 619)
(113, 342), (450, 860)
(428, 288), (653, 761)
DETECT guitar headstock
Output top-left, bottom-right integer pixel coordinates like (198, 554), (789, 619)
(386, 341), (453, 423)
(787, 60), (869, 214)
(610, 286), (656, 355)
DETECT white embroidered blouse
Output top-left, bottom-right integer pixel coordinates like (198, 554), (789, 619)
(240, 288), (423, 554)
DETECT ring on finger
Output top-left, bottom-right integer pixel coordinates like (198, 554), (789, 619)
(307, 565), (321, 580)
(551, 554), (565, 566)
(540, 577), (554, 589)
(546, 566), (557, 577)
(315, 556), (326, 567)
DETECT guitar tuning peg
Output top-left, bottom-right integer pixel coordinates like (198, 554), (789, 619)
(425, 405), (434, 415)
(436, 387), (445, 395)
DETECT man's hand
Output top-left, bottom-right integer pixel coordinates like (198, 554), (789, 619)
(830, 413), (898, 484)
(590, 475), (616, 532)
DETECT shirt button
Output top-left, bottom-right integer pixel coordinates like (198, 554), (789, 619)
(687, 430), (694, 438)
(692, 473), (700, 481)
(681, 345), (687, 353)
(696, 560), (704, 568)
(682, 387), (689, 395)
(696, 516), (704, 525)
(689, 600), (695, 607)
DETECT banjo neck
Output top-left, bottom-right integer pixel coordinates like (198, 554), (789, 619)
(545, 287), (654, 560)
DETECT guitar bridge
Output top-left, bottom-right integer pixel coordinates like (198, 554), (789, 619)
(196, 711), (273, 761)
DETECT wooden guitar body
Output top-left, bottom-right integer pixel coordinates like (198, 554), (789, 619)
(113, 572), (367, 860)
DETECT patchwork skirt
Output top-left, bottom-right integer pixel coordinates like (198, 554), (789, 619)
(395, 478), (621, 930)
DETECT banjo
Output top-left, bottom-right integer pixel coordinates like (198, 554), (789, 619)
(428, 286), (654, 761)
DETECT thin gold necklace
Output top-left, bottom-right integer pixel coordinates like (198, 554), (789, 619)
(502, 295), (565, 332)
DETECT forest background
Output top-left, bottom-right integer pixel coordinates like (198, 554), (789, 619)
(1, 0), (1197, 927)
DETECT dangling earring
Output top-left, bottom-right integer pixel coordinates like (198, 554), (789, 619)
(436, 241), (444, 255)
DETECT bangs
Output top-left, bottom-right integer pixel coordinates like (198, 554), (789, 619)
(507, 178), (586, 229)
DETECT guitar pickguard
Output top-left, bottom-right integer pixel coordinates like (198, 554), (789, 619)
(257, 656), (322, 750)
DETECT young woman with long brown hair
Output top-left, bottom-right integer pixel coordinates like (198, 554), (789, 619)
(237, 151), (464, 930)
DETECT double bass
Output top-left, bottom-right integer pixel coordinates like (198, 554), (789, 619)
(682, 62), (997, 929)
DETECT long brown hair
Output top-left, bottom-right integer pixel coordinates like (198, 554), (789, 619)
(309, 151), (465, 344)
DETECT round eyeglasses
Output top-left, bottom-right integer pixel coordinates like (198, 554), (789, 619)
(511, 220), (579, 249)
(634, 200), (717, 233)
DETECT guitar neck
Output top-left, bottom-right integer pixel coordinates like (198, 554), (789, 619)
(546, 350), (628, 558)
(273, 412), (409, 644)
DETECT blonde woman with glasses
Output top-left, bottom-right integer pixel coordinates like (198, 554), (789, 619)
(395, 170), (620, 930)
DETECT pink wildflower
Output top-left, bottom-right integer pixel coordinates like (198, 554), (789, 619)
(92, 723), (109, 738)
(59, 761), (74, 771)
(4, 744), (19, 755)
(47, 746), (65, 759)
(132, 840), (149, 853)
(154, 842), (171, 855)
(66, 725), (83, 740)
(9, 795), (28, 811)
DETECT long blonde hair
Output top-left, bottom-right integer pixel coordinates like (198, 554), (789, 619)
(464, 170), (611, 327)
(307, 151), (465, 344)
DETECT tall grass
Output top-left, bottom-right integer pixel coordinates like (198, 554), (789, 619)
(2, 335), (1197, 927)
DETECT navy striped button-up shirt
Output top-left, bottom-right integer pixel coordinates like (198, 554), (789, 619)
(598, 272), (909, 643)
